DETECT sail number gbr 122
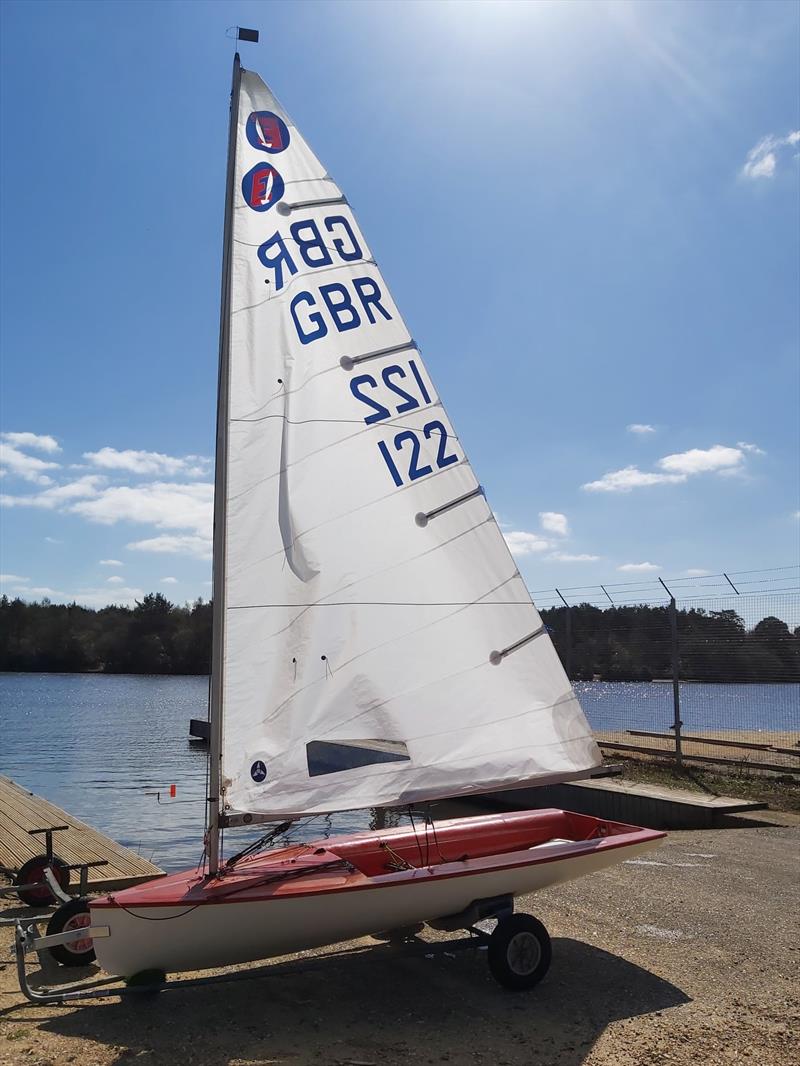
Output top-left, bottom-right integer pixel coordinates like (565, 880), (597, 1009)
(252, 167), (459, 490)
(258, 211), (459, 490)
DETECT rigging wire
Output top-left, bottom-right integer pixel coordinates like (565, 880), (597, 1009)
(225, 820), (295, 868)
(114, 859), (354, 921)
(426, 806), (449, 865)
(407, 806), (426, 869)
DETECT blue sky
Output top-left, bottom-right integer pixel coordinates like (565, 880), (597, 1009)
(1, 0), (798, 610)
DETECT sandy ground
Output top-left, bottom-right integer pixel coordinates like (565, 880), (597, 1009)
(1, 816), (798, 1066)
(595, 729), (800, 772)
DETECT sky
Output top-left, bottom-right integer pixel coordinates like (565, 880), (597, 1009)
(1, 0), (798, 611)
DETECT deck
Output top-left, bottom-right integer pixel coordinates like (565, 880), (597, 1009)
(0, 775), (164, 892)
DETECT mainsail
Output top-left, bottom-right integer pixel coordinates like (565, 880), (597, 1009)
(214, 62), (601, 824)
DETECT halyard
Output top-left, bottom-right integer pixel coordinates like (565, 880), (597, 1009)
(1, 814), (797, 1066)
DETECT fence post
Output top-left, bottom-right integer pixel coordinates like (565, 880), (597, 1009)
(658, 578), (683, 766)
(555, 589), (572, 680)
(668, 596), (683, 767)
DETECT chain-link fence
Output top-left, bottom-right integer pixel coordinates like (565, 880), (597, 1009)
(535, 567), (800, 775)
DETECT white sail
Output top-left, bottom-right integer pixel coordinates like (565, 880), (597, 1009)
(218, 68), (601, 820)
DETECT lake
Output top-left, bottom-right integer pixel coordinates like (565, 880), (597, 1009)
(1, 673), (797, 871)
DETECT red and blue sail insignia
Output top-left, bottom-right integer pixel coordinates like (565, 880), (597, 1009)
(246, 111), (290, 154)
(242, 162), (285, 212)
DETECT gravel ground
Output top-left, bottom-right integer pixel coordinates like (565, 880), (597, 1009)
(1, 818), (798, 1066)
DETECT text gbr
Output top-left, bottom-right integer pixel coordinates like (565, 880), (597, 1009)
(259, 214), (391, 346)
(261, 212), (460, 486)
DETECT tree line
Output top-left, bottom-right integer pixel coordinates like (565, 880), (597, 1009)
(0, 593), (212, 675)
(1, 594), (798, 681)
(540, 604), (800, 682)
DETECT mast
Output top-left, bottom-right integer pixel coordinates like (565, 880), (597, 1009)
(208, 47), (244, 875)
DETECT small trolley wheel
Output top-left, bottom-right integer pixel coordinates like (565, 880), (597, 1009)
(487, 913), (552, 990)
(125, 969), (167, 992)
(372, 923), (425, 943)
(14, 854), (70, 908)
(46, 898), (96, 967)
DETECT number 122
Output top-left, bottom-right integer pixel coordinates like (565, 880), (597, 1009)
(377, 420), (459, 486)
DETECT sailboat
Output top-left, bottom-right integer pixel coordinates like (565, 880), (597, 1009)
(44, 34), (664, 991)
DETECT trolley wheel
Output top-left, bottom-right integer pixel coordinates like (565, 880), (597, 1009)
(372, 923), (425, 943)
(487, 913), (552, 990)
(46, 898), (96, 967)
(125, 968), (167, 991)
(14, 854), (70, 908)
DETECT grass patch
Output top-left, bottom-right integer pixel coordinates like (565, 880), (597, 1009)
(612, 755), (800, 812)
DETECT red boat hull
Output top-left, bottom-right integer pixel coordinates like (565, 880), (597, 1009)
(90, 809), (664, 976)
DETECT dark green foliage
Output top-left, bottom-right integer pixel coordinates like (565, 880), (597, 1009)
(0, 594), (212, 675)
(0, 596), (797, 680)
(541, 604), (800, 682)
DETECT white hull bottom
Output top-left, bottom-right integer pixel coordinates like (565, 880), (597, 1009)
(92, 836), (659, 977)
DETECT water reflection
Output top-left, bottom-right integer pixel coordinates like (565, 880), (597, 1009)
(1, 673), (796, 870)
(0, 673), (424, 871)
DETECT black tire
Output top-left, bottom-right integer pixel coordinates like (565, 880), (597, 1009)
(14, 855), (70, 908)
(372, 923), (425, 943)
(125, 968), (167, 993)
(487, 913), (552, 990)
(46, 898), (96, 967)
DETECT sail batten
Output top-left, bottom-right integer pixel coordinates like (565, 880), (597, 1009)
(218, 67), (601, 820)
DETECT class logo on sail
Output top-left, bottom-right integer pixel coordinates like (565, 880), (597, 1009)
(246, 111), (290, 154)
(242, 162), (285, 212)
(250, 760), (268, 783)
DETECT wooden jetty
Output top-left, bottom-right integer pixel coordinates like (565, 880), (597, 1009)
(0, 775), (164, 893)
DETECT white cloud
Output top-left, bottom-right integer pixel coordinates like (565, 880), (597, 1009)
(0, 441), (60, 485)
(584, 442), (762, 493)
(2, 432), (61, 453)
(127, 533), (213, 560)
(1, 475), (105, 508)
(0, 573), (29, 584)
(161, 576), (178, 584)
(618, 562), (661, 573)
(548, 552), (600, 562)
(3, 468), (213, 562)
(684, 568), (711, 577)
(744, 149), (776, 179)
(539, 511), (569, 537)
(10, 583), (143, 608)
(503, 531), (551, 557)
(657, 445), (744, 476)
(106, 575), (125, 585)
(73, 586), (144, 608)
(84, 447), (211, 478)
(737, 441), (765, 456)
(69, 481), (212, 535)
(44, 536), (63, 544)
(627, 423), (656, 435)
(741, 131), (800, 180)
(12, 586), (60, 598)
(583, 466), (685, 492)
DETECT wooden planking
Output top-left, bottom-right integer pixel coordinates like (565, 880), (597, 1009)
(0, 775), (164, 892)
